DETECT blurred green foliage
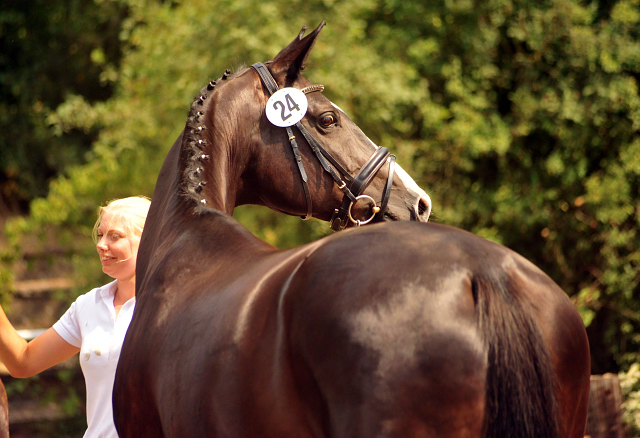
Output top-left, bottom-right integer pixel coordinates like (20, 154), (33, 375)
(1, 0), (639, 377)
(621, 363), (640, 435)
(0, 0), (128, 211)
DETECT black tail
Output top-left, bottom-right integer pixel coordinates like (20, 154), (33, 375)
(474, 275), (560, 438)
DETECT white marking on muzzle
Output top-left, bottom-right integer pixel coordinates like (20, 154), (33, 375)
(395, 165), (432, 219)
(331, 102), (432, 220)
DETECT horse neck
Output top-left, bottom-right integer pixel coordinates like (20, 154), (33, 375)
(136, 129), (266, 296)
(178, 73), (251, 215)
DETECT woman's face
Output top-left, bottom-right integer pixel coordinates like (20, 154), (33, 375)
(96, 211), (139, 281)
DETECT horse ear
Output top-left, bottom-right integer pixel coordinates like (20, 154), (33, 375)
(270, 21), (326, 84)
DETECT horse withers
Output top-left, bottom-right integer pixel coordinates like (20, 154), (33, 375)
(113, 22), (590, 438)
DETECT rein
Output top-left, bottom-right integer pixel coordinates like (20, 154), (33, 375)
(251, 62), (396, 230)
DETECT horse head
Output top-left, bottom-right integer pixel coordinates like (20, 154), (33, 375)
(178, 21), (431, 229)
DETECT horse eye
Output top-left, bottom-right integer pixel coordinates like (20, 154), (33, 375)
(320, 114), (336, 127)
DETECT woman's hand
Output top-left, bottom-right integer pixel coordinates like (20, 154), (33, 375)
(0, 307), (79, 378)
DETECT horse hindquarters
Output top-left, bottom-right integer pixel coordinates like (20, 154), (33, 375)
(283, 222), (588, 438)
(285, 253), (489, 438)
(289, 275), (564, 438)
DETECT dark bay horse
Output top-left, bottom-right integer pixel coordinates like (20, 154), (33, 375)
(0, 380), (7, 438)
(113, 23), (590, 438)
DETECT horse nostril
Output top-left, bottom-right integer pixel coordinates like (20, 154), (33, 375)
(418, 195), (432, 221)
(418, 199), (428, 215)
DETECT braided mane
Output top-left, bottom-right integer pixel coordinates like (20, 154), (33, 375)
(179, 67), (246, 207)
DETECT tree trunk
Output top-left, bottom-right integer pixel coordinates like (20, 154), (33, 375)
(586, 374), (627, 438)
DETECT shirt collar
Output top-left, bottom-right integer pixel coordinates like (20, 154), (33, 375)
(99, 280), (118, 298)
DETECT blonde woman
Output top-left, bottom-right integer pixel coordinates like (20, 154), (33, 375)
(0, 196), (151, 438)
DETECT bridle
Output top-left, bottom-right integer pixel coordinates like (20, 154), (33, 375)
(251, 63), (396, 231)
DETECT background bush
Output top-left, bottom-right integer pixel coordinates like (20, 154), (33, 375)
(1, 0), (639, 384)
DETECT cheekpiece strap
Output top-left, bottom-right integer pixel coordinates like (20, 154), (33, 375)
(251, 63), (313, 220)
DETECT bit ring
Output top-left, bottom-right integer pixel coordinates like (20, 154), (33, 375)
(347, 195), (378, 226)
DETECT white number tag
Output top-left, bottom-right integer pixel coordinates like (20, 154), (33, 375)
(265, 88), (308, 127)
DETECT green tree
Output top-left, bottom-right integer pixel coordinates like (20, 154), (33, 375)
(0, 0), (128, 213)
(4, 0), (640, 375)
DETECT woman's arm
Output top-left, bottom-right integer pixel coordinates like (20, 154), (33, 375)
(0, 308), (80, 378)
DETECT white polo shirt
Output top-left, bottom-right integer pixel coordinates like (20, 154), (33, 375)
(53, 280), (135, 438)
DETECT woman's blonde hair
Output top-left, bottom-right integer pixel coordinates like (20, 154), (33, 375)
(92, 196), (151, 243)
